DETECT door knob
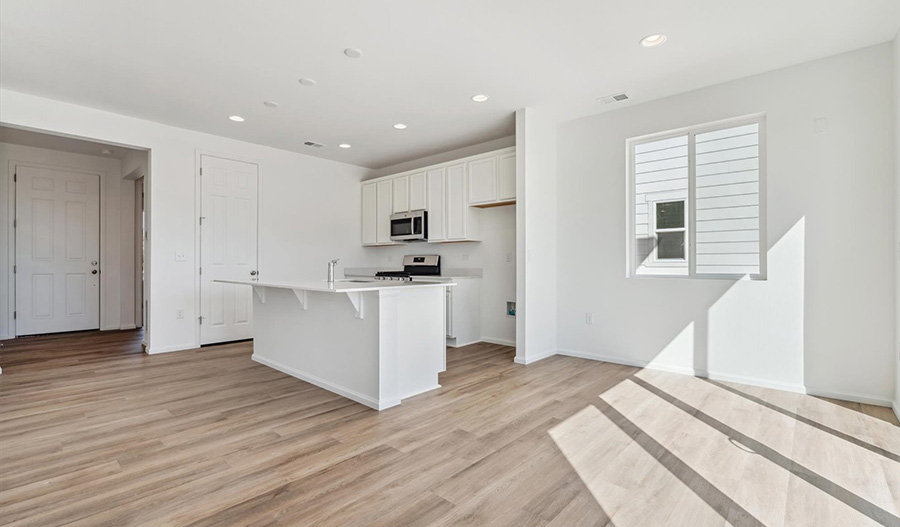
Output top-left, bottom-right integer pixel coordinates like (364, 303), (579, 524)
(92, 270), (98, 275)
(91, 260), (98, 266)
(250, 270), (258, 276)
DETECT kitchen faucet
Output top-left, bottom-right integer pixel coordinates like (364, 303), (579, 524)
(327, 258), (340, 283)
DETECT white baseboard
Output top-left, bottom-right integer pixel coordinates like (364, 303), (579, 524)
(555, 348), (893, 408)
(145, 343), (196, 355)
(514, 348), (557, 365)
(480, 337), (516, 347)
(0, 333), (11, 341)
(400, 383), (441, 401)
(893, 402), (900, 424)
(447, 338), (481, 348)
(804, 387), (894, 407)
(119, 324), (137, 330)
(252, 353), (391, 410)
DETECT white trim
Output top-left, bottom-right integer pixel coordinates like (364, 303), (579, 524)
(120, 324), (136, 330)
(556, 348), (895, 407)
(446, 338), (481, 348)
(480, 337), (516, 347)
(803, 387), (894, 408)
(399, 383), (442, 401)
(252, 353), (389, 410)
(514, 347), (556, 365)
(892, 402), (900, 425)
(0, 333), (12, 340)
(145, 342), (196, 354)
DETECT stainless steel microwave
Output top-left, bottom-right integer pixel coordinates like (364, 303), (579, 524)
(390, 210), (428, 242)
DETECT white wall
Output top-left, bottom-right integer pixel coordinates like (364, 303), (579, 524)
(0, 142), (136, 338)
(555, 43), (896, 404)
(894, 31), (900, 415)
(0, 89), (372, 353)
(515, 108), (559, 364)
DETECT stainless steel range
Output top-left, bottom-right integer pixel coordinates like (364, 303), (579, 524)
(375, 255), (440, 281)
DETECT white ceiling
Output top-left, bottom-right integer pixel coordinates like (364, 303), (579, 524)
(1, 1), (897, 169)
(0, 126), (142, 160)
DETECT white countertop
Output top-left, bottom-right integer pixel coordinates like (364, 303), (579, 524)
(344, 267), (482, 279)
(214, 278), (455, 293)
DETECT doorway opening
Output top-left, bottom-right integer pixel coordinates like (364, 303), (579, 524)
(0, 126), (150, 347)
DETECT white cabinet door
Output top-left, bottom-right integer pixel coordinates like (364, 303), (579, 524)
(376, 179), (393, 244)
(409, 172), (426, 211)
(498, 152), (516, 201)
(15, 165), (101, 336)
(361, 182), (377, 245)
(392, 176), (409, 213)
(467, 157), (497, 205)
(446, 162), (467, 240)
(426, 168), (445, 241)
(200, 155), (258, 345)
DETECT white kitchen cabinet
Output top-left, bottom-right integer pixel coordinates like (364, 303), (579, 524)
(445, 162), (467, 240)
(426, 168), (445, 241)
(467, 157), (497, 205)
(392, 175), (409, 213)
(498, 152), (516, 201)
(376, 179), (393, 244)
(361, 182), (377, 245)
(446, 278), (482, 347)
(409, 172), (426, 211)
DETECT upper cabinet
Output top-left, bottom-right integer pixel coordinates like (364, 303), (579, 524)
(392, 176), (409, 213)
(409, 172), (426, 211)
(498, 152), (516, 201)
(361, 146), (514, 246)
(467, 157), (497, 205)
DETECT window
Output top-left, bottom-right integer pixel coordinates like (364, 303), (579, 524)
(627, 115), (766, 279)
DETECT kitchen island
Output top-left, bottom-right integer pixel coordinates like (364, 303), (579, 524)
(214, 278), (453, 410)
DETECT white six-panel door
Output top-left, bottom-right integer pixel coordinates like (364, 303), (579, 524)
(200, 155), (258, 345)
(15, 166), (101, 336)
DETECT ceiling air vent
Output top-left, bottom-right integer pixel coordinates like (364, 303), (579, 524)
(303, 141), (326, 148)
(597, 92), (629, 104)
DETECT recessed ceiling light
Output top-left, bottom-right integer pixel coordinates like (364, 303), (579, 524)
(640, 34), (667, 47)
(343, 48), (363, 59)
(263, 101), (279, 108)
(393, 123), (407, 130)
(339, 144), (352, 149)
(299, 78), (316, 86)
(471, 94), (489, 103)
(229, 115), (245, 122)
(100, 148), (113, 155)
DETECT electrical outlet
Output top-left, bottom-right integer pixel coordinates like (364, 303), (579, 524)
(585, 312), (594, 325)
(506, 252), (512, 263)
(175, 251), (187, 262)
(176, 309), (184, 320)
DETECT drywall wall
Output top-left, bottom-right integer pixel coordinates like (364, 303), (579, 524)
(894, 31), (900, 415)
(0, 89), (372, 353)
(515, 107), (558, 364)
(555, 43), (896, 404)
(366, 205), (517, 345)
(0, 142), (136, 338)
(366, 136), (516, 179)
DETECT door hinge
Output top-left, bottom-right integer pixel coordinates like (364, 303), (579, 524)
(198, 316), (204, 325)
(199, 267), (202, 276)
(13, 173), (16, 182)
(13, 219), (16, 228)
(13, 311), (16, 320)
(199, 216), (204, 226)
(199, 167), (203, 176)
(13, 265), (16, 274)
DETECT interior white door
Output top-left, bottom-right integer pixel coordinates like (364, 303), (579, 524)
(15, 165), (101, 336)
(200, 155), (258, 345)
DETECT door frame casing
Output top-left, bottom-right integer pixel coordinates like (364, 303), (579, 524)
(193, 149), (263, 348)
(6, 160), (108, 337)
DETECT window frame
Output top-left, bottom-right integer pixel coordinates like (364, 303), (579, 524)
(647, 198), (688, 268)
(625, 113), (767, 280)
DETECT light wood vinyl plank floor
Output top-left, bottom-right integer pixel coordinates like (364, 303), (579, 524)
(0, 330), (897, 526)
